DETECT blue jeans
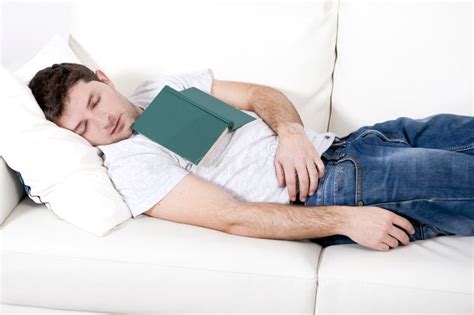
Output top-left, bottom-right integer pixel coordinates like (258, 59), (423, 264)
(303, 113), (474, 247)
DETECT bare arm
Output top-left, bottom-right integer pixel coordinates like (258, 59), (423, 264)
(144, 173), (344, 240)
(144, 173), (415, 251)
(247, 84), (305, 137)
(228, 202), (416, 252)
(227, 202), (346, 240)
(210, 79), (306, 137)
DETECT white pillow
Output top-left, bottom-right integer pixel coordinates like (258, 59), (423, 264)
(14, 34), (82, 84)
(0, 34), (131, 237)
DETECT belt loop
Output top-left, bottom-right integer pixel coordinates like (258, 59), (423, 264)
(334, 146), (346, 160)
(323, 146), (346, 161)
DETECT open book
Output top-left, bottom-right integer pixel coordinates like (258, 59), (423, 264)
(131, 85), (256, 165)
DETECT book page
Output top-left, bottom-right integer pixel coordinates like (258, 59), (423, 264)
(196, 128), (230, 167)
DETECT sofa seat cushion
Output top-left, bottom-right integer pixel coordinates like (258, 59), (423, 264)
(1, 198), (322, 314)
(315, 237), (473, 314)
(0, 304), (113, 315)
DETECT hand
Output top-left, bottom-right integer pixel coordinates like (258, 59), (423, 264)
(340, 206), (416, 251)
(274, 131), (325, 202)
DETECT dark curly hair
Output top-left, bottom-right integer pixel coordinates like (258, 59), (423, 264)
(28, 63), (102, 122)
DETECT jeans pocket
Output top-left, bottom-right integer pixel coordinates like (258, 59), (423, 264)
(356, 129), (410, 147)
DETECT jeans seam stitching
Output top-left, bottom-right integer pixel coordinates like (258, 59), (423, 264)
(368, 198), (474, 205)
(335, 156), (362, 206)
(350, 129), (411, 146)
(444, 143), (474, 152)
(333, 165), (337, 205)
(357, 157), (363, 205)
(352, 157), (363, 205)
(334, 164), (343, 205)
(322, 164), (334, 205)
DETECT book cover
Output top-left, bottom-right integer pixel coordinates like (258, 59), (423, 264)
(131, 85), (256, 165)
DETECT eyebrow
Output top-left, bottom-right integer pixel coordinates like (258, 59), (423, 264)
(73, 93), (93, 132)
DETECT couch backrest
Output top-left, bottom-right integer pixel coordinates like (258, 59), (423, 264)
(330, 0), (472, 136)
(2, 0), (471, 136)
(68, 0), (340, 133)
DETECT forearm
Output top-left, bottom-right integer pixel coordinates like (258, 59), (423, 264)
(227, 201), (348, 240)
(248, 85), (305, 137)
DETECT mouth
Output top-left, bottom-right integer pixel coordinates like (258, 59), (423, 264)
(111, 115), (122, 135)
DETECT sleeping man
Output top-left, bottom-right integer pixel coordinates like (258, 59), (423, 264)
(28, 63), (474, 252)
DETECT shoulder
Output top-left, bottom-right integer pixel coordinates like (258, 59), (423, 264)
(98, 134), (177, 164)
(133, 68), (214, 95)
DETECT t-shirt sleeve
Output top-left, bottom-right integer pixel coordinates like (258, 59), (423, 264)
(102, 147), (189, 218)
(172, 68), (214, 93)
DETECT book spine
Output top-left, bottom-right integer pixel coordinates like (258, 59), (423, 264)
(166, 86), (234, 129)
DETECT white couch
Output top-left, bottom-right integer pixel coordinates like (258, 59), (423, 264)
(1, 0), (472, 314)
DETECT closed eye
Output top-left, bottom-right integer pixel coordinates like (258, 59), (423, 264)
(93, 97), (100, 108)
(81, 97), (100, 135)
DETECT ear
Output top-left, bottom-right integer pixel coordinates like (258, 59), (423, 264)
(95, 69), (115, 88)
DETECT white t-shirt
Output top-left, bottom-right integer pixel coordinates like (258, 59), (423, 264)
(98, 68), (336, 217)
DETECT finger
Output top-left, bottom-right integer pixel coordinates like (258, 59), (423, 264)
(283, 164), (297, 201)
(382, 234), (399, 249)
(376, 243), (390, 252)
(274, 160), (285, 188)
(392, 214), (416, 235)
(314, 157), (325, 178)
(296, 164), (310, 202)
(390, 226), (410, 246)
(306, 161), (318, 196)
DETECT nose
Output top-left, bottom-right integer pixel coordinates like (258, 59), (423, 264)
(95, 114), (115, 133)
(85, 112), (116, 135)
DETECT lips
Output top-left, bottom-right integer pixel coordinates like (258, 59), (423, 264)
(111, 115), (121, 134)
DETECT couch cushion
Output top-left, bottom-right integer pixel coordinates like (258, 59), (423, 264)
(68, 0), (339, 133)
(315, 237), (474, 313)
(330, 0), (472, 136)
(0, 198), (322, 313)
(0, 157), (24, 225)
(0, 304), (112, 315)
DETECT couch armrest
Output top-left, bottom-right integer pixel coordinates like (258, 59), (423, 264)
(0, 156), (25, 225)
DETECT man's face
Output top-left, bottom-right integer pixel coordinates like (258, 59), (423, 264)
(55, 70), (143, 146)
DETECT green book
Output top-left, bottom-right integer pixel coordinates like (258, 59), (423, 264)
(131, 85), (256, 165)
